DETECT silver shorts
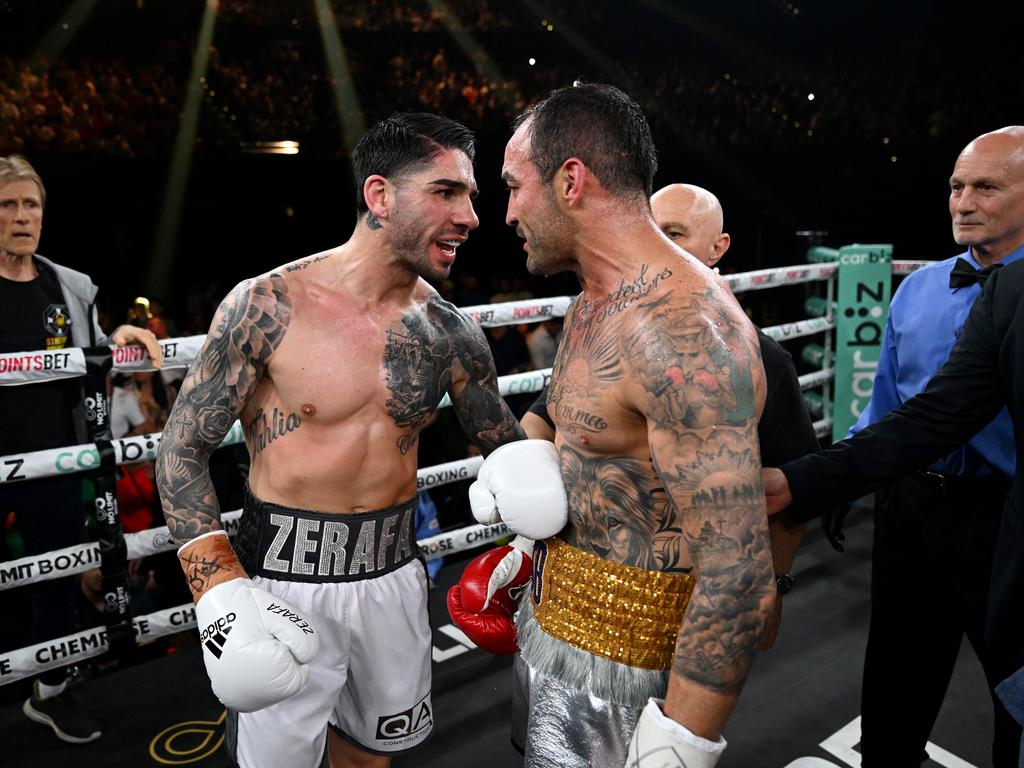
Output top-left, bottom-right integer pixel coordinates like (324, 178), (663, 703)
(516, 653), (644, 767)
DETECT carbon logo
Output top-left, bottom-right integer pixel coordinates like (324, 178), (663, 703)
(199, 613), (236, 659)
(376, 694), (432, 741)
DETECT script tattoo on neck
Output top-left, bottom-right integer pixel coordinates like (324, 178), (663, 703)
(579, 264), (673, 324)
(156, 274), (292, 543)
(247, 407), (302, 457)
(366, 212), (383, 230)
(625, 286), (772, 695)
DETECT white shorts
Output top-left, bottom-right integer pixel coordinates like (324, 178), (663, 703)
(226, 559), (433, 768)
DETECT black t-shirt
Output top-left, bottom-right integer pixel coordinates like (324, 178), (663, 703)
(0, 261), (80, 454)
(756, 330), (820, 467)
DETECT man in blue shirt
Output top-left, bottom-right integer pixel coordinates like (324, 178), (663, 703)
(846, 126), (1024, 767)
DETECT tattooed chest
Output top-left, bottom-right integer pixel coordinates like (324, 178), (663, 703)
(548, 307), (626, 443)
(382, 313), (454, 454)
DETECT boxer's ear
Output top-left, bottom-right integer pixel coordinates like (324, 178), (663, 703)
(558, 158), (587, 209)
(363, 175), (390, 224)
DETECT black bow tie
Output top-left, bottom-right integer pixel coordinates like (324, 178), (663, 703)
(948, 257), (1003, 289)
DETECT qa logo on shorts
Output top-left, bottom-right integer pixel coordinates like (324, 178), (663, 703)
(375, 692), (433, 745)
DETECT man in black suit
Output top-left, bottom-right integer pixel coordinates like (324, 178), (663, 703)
(765, 255), (1024, 761)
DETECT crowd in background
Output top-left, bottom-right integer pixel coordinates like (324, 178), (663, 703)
(1, 0), (1016, 159)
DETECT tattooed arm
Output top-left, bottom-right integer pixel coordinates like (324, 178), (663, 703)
(626, 288), (774, 739)
(444, 306), (525, 455)
(156, 274), (291, 544)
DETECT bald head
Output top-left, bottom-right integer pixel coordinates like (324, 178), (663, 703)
(949, 125), (1024, 265)
(650, 183), (730, 268)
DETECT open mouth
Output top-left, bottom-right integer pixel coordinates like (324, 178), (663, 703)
(435, 239), (462, 260)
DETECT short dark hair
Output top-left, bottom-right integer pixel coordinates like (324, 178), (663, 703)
(514, 83), (657, 201)
(352, 113), (476, 213)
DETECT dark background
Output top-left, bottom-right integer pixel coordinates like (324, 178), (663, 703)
(2, 0), (1022, 329)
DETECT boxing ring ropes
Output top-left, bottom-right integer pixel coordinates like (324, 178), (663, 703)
(0, 254), (927, 686)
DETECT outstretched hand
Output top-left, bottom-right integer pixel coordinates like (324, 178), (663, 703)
(762, 468), (793, 515)
(111, 324), (164, 368)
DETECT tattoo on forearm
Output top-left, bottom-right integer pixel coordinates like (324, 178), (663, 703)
(622, 285), (772, 694)
(247, 407), (302, 457)
(156, 274), (292, 542)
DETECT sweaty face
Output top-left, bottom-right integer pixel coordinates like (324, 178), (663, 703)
(502, 123), (575, 276)
(949, 136), (1024, 262)
(0, 180), (43, 259)
(388, 148), (479, 284)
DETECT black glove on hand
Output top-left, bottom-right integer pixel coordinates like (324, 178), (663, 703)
(821, 505), (850, 553)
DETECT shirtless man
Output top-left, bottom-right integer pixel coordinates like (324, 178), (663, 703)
(468, 84), (775, 767)
(155, 113), (524, 768)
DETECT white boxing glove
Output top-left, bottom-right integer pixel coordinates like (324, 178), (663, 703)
(625, 698), (726, 768)
(180, 531), (319, 712)
(469, 439), (568, 540)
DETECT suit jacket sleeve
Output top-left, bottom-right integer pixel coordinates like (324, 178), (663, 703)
(783, 268), (1006, 523)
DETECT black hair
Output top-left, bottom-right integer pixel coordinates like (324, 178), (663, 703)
(352, 112), (476, 213)
(513, 83), (657, 201)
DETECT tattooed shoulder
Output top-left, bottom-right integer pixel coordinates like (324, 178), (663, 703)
(623, 287), (760, 431)
(156, 272), (292, 542)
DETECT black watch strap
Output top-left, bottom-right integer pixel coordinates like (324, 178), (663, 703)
(775, 572), (794, 595)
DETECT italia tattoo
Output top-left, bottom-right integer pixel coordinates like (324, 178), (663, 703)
(247, 407), (302, 457)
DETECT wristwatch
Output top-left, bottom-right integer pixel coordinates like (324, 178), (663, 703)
(775, 572), (794, 595)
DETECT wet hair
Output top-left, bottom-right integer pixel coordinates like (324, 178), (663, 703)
(352, 113), (476, 213)
(0, 155), (46, 207)
(513, 83), (657, 202)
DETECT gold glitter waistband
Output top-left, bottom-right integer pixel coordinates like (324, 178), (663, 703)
(530, 537), (695, 670)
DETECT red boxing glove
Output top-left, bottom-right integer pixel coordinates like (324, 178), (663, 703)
(447, 536), (533, 655)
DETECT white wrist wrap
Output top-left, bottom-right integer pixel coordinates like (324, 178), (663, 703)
(625, 698), (726, 768)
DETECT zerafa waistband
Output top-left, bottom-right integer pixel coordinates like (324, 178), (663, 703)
(236, 486), (419, 582)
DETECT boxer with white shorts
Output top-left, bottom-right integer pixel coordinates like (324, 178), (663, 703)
(156, 112), (525, 768)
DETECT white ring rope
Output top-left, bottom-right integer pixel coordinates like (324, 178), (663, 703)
(0, 260), (929, 387)
(0, 258), (912, 684)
